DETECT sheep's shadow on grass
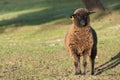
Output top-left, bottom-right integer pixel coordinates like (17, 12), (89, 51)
(95, 52), (120, 75)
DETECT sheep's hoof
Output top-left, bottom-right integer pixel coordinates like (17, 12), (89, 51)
(75, 71), (81, 75)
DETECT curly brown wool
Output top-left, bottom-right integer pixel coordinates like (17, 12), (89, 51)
(65, 8), (97, 75)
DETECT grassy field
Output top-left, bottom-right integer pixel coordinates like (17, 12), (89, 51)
(0, 0), (120, 80)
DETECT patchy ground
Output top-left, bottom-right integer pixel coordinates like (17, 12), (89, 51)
(0, 0), (120, 80)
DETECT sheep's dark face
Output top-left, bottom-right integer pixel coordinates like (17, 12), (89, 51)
(70, 8), (95, 27)
(70, 13), (88, 27)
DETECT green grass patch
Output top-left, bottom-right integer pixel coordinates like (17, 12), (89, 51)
(0, 0), (120, 80)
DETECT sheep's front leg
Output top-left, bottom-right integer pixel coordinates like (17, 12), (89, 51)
(70, 48), (81, 75)
(74, 56), (81, 75)
(83, 55), (87, 75)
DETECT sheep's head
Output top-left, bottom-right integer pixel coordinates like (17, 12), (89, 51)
(70, 8), (95, 27)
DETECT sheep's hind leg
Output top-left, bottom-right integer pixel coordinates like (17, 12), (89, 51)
(90, 48), (97, 75)
(90, 57), (95, 75)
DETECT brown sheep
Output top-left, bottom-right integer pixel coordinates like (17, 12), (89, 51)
(65, 8), (97, 75)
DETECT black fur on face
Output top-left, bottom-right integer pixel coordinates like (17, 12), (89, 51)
(70, 13), (88, 27)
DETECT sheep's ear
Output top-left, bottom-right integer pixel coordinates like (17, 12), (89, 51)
(70, 14), (75, 21)
(70, 14), (75, 18)
(88, 11), (96, 15)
